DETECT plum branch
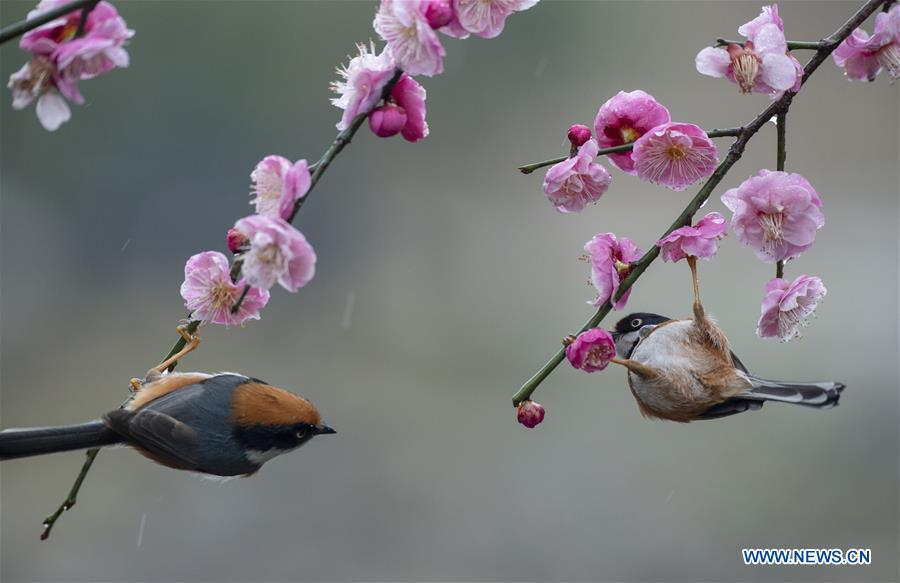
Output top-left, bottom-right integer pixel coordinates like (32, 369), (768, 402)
(511, 0), (890, 407)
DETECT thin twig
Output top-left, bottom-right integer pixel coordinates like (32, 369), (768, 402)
(715, 38), (824, 51)
(511, 0), (889, 407)
(73, 0), (99, 38)
(775, 110), (787, 280)
(39, 448), (99, 540)
(517, 128), (743, 175)
(0, 0), (96, 45)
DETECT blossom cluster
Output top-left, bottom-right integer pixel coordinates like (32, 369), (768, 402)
(179, 1), (537, 328)
(542, 90), (719, 215)
(8, 0), (133, 130)
(333, 0), (538, 143)
(180, 156), (317, 326)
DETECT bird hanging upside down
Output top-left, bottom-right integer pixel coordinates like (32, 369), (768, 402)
(609, 257), (844, 422)
(0, 326), (335, 476)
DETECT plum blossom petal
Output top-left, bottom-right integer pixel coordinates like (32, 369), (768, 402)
(721, 169), (824, 263)
(374, 0), (445, 76)
(542, 139), (612, 213)
(250, 156), (311, 220)
(593, 90), (671, 174)
(657, 212), (727, 263)
(585, 232), (643, 310)
(331, 42), (397, 131)
(35, 90), (70, 130)
(833, 6), (900, 81)
(565, 328), (617, 373)
(234, 215), (317, 293)
(632, 122), (718, 191)
(180, 251), (269, 326)
(757, 274), (826, 341)
(695, 47), (732, 77)
(738, 3), (783, 38)
(391, 73), (429, 142)
(453, 0), (538, 39)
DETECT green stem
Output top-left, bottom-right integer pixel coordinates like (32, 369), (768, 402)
(0, 0), (97, 44)
(512, 0), (888, 407)
(517, 128), (743, 175)
(716, 38), (824, 51)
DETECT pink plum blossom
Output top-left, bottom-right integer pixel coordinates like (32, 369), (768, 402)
(657, 212), (727, 262)
(757, 274), (826, 341)
(695, 4), (799, 98)
(632, 122), (718, 191)
(180, 251), (269, 326)
(593, 90), (671, 174)
(542, 139), (612, 213)
(390, 74), (429, 142)
(234, 215), (317, 293)
(565, 328), (616, 373)
(374, 0), (446, 77)
(832, 5), (900, 82)
(10, 0), (133, 131)
(250, 156), (311, 221)
(516, 399), (545, 428)
(453, 0), (538, 39)
(721, 169), (824, 264)
(8, 57), (71, 131)
(369, 103), (408, 137)
(585, 232), (643, 310)
(331, 42), (397, 131)
(567, 124), (591, 148)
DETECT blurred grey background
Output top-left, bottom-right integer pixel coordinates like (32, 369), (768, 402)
(1, 1), (897, 581)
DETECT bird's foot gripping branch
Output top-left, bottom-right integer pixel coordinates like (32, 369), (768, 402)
(511, 0), (894, 427)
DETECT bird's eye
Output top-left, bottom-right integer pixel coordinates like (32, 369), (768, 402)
(295, 429), (307, 439)
(631, 318), (643, 328)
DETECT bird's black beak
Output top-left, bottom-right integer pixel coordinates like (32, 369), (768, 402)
(610, 330), (620, 342)
(314, 424), (336, 435)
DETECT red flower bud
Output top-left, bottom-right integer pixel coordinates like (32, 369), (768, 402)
(226, 228), (249, 254)
(516, 400), (546, 428)
(369, 104), (408, 138)
(567, 124), (592, 148)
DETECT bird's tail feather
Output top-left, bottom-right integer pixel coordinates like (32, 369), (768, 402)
(0, 420), (122, 460)
(743, 375), (845, 409)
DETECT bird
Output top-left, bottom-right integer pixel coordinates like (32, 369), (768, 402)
(0, 327), (335, 476)
(608, 257), (844, 422)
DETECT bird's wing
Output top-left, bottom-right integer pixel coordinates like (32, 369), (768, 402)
(104, 408), (200, 471)
(729, 350), (749, 374)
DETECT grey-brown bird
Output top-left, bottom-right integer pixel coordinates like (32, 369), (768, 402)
(608, 257), (844, 422)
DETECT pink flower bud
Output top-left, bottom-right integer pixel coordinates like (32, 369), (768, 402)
(567, 124), (592, 148)
(423, 0), (453, 29)
(517, 400), (545, 428)
(565, 328), (616, 372)
(369, 104), (408, 138)
(226, 228), (249, 253)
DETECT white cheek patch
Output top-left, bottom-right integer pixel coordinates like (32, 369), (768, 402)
(245, 448), (292, 465)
